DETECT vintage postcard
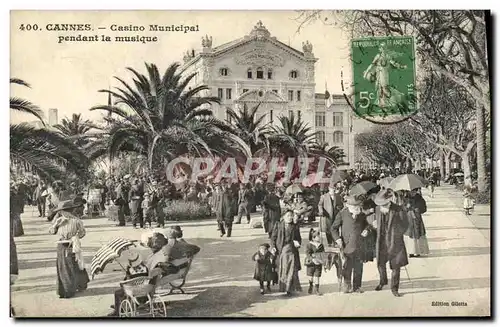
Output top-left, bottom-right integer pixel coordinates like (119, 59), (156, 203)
(10, 10), (491, 318)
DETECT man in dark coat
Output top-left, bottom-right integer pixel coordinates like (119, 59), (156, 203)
(331, 195), (370, 293)
(215, 183), (234, 237)
(33, 181), (47, 218)
(236, 183), (252, 224)
(373, 189), (409, 297)
(318, 184), (344, 245)
(129, 179), (143, 228)
(262, 184), (281, 237)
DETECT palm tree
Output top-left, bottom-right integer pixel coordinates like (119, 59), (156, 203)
(10, 78), (45, 122)
(90, 62), (251, 170)
(225, 103), (270, 156)
(10, 78), (89, 181)
(309, 142), (347, 166)
(54, 113), (94, 147)
(268, 112), (317, 157)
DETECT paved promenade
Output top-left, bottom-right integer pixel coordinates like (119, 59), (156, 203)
(11, 185), (490, 317)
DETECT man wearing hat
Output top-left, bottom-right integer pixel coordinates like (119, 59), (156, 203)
(214, 183), (234, 237)
(373, 189), (409, 297)
(262, 184), (281, 237)
(318, 183), (344, 245)
(330, 194), (370, 293)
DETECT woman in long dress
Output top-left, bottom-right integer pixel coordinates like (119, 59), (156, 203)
(403, 189), (430, 257)
(49, 198), (89, 298)
(270, 210), (302, 296)
(11, 183), (24, 237)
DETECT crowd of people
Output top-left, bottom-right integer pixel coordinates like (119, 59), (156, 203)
(10, 165), (456, 315)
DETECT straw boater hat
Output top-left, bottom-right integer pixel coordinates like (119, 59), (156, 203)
(127, 252), (142, 268)
(345, 194), (362, 206)
(53, 197), (86, 214)
(374, 189), (393, 206)
(259, 243), (270, 249)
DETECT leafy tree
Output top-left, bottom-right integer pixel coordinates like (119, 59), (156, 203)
(295, 10), (490, 191)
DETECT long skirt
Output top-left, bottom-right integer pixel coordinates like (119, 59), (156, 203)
(277, 244), (302, 293)
(56, 243), (89, 298)
(12, 214), (24, 237)
(404, 235), (430, 256)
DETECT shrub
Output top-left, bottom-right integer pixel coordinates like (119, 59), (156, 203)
(473, 190), (491, 205)
(163, 200), (211, 221)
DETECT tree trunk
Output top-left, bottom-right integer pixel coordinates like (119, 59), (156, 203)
(462, 155), (472, 188)
(475, 104), (488, 192)
(445, 151), (452, 179)
(439, 150), (445, 180)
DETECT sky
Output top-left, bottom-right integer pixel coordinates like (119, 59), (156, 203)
(10, 10), (352, 124)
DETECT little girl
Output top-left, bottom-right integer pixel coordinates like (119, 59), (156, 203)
(252, 243), (275, 295)
(463, 187), (475, 215)
(305, 228), (325, 295)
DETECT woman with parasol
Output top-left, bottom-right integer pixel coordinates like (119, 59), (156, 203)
(48, 197), (89, 298)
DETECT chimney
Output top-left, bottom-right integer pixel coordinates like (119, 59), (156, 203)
(48, 108), (58, 126)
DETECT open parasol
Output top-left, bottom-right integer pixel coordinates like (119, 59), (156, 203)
(90, 237), (137, 279)
(285, 183), (304, 195)
(349, 181), (377, 196)
(453, 172), (464, 177)
(388, 174), (426, 191)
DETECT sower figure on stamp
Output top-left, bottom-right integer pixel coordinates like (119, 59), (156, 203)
(373, 189), (409, 297)
(330, 195), (370, 294)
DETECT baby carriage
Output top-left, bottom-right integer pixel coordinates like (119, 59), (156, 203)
(118, 256), (194, 317)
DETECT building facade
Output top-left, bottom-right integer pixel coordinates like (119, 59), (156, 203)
(180, 21), (358, 168)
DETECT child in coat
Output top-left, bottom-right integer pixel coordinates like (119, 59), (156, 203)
(305, 229), (325, 295)
(463, 187), (475, 215)
(252, 243), (275, 295)
(141, 193), (153, 228)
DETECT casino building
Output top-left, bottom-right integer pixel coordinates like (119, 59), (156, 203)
(180, 21), (373, 169)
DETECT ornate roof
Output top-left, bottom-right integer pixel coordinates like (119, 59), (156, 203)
(182, 21), (317, 68)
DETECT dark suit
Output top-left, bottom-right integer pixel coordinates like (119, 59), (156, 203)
(129, 185), (143, 227)
(34, 185), (47, 217)
(318, 192), (343, 244)
(237, 189), (252, 223)
(262, 193), (281, 236)
(375, 203), (409, 292)
(331, 208), (369, 291)
(216, 189), (234, 236)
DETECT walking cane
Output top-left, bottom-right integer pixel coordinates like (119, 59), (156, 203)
(403, 266), (411, 282)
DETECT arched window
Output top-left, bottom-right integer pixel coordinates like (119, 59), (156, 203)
(289, 70), (298, 79)
(219, 68), (229, 76)
(317, 131), (326, 144)
(333, 131), (344, 144)
(256, 67), (264, 79)
(247, 68), (253, 79)
(267, 68), (273, 79)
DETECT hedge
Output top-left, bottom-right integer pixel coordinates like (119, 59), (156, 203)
(163, 200), (211, 221)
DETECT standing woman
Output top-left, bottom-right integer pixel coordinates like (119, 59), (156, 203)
(262, 184), (281, 237)
(49, 198), (89, 298)
(11, 182), (24, 237)
(403, 189), (430, 257)
(271, 210), (302, 296)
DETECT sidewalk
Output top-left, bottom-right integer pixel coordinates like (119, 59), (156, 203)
(11, 185), (490, 317)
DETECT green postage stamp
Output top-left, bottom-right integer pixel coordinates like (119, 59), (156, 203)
(351, 36), (417, 122)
